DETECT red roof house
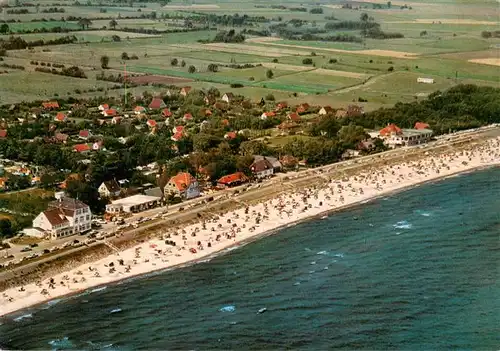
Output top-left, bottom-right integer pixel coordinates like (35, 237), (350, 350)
(319, 106), (334, 115)
(112, 116), (123, 124)
(183, 113), (193, 121)
(276, 102), (288, 110)
(149, 98), (166, 110)
(221, 119), (229, 126)
(162, 108), (172, 117)
(79, 130), (91, 140)
(146, 119), (157, 128)
(287, 112), (300, 122)
(42, 101), (59, 110)
(102, 109), (117, 117)
(261, 111), (276, 119)
(173, 125), (184, 133)
(414, 122), (430, 130)
(0, 130), (7, 138)
(73, 144), (91, 153)
(54, 112), (67, 122)
(296, 103), (310, 114)
(171, 131), (183, 142)
(224, 131), (237, 140)
(379, 124), (402, 136)
(134, 106), (146, 115)
(98, 104), (109, 111)
(217, 172), (248, 188)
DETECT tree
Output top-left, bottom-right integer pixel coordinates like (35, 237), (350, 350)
(181, 60), (186, 67)
(109, 19), (118, 29)
(121, 52), (129, 60)
(77, 18), (92, 30)
(387, 1), (391, 8)
(360, 13), (369, 22)
(338, 124), (369, 148)
(188, 65), (196, 73)
(100, 55), (109, 69)
(266, 69), (274, 79)
(207, 63), (218, 72)
(420, 30), (428, 37)
(309, 116), (340, 138)
(0, 24), (9, 34)
(170, 58), (178, 66)
(0, 219), (13, 238)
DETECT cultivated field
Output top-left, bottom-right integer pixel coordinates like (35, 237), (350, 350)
(0, 0), (498, 109)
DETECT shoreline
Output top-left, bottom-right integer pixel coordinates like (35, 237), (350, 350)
(1, 138), (500, 318)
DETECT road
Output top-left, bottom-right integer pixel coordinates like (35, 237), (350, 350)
(0, 124), (499, 279)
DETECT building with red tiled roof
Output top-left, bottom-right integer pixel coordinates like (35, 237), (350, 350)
(112, 116), (122, 124)
(276, 102), (288, 110)
(134, 106), (146, 115)
(260, 111), (276, 120)
(102, 109), (117, 117)
(414, 122), (430, 130)
(42, 101), (59, 110)
(54, 112), (67, 122)
(172, 125), (184, 134)
(183, 113), (193, 121)
(73, 143), (91, 153)
(146, 119), (157, 128)
(165, 172), (200, 200)
(224, 131), (237, 140)
(287, 112), (300, 122)
(379, 124), (402, 136)
(162, 108), (172, 117)
(149, 97), (166, 110)
(79, 130), (91, 140)
(0, 129), (7, 138)
(296, 103), (310, 114)
(171, 131), (183, 142)
(98, 104), (109, 111)
(217, 172), (248, 188)
(221, 119), (229, 126)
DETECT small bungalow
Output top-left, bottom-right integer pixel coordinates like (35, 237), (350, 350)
(319, 106), (334, 115)
(112, 116), (123, 124)
(221, 92), (235, 103)
(54, 112), (67, 122)
(79, 130), (91, 140)
(171, 131), (183, 142)
(134, 106), (146, 115)
(276, 102), (288, 110)
(224, 131), (237, 140)
(180, 86), (192, 97)
(102, 109), (117, 117)
(296, 103), (310, 114)
(414, 122), (430, 130)
(254, 155), (282, 172)
(146, 119), (157, 128)
(217, 172), (248, 188)
(261, 111), (276, 120)
(183, 113), (193, 122)
(0, 130), (6, 139)
(162, 108), (172, 117)
(98, 104), (109, 111)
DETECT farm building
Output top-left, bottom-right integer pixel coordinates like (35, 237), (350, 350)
(417, 77), (435, 84)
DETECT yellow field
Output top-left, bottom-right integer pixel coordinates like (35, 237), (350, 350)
(468, 58), (500, 67)
(387, 19), (500, 25)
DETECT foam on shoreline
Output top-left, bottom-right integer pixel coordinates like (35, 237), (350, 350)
(1, 138), (500, 318)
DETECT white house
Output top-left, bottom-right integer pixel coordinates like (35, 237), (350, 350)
(98, 179), (121, 198)
(106, 194), (161, 214)
(32, 197), (91, 240)
(417, 77), (434, 84)
(221, 93), (235, 103)
(164, 172), (200, 200)
(379, 124), (433, 148)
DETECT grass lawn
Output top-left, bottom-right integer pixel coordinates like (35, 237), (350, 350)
(4, 21), (80, 32)
(174, 50), (271, 64)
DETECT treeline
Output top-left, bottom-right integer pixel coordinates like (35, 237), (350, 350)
(199, 29), (245, 44)
(194, 13), (269, 26)
(117, 26), (211, 35)
(0, 35), (78, 50)
(325, 20), (379, 31)
(0, 63), (25, 70)
(6, 9), (29, 14)
(270, 23), (362, 43)
(35, 65), (87, 78)
(481, 31), (500, 38)
(351, 85), (500, 134)
(41, 7), (66, 13)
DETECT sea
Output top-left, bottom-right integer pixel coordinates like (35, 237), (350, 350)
(0, 167), (499, 350)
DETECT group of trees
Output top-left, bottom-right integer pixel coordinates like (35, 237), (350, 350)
(481, 30), (500, 38)
(209, 29), (245, 43)
(0, 35), (78, 50)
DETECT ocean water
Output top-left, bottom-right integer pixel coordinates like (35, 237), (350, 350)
(1, 168), (500, 350)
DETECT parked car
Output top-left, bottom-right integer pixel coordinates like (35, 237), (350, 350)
(20, 247), (32, 252)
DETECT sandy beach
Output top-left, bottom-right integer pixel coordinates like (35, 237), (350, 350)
(1, 137), (500, 318)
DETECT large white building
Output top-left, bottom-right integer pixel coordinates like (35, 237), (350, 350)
(379, 124), (433, 148)
(106, 194), (161, 214)
(32, 197), (92, 240)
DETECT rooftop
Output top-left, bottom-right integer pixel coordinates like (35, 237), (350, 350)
(110, 194), (161, 206)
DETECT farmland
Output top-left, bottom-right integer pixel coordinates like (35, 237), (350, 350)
(0, 0), (497, 108)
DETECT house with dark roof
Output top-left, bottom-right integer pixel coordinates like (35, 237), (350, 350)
(32, 197), (91, 240)
(221, 92), (235, 103)
(180, 86), (192, 97)
(98, 179), (121, 198)
(165, 172), (200, 200)
(250, 158), (274, 179)
(319, 106), (334, 115)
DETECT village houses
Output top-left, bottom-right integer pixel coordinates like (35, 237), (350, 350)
(164, 172), (200, 200)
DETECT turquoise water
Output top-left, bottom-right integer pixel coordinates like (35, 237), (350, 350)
(1, 168), (499, 350)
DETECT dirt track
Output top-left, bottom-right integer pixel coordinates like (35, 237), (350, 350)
(468, 58), (500, 67)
